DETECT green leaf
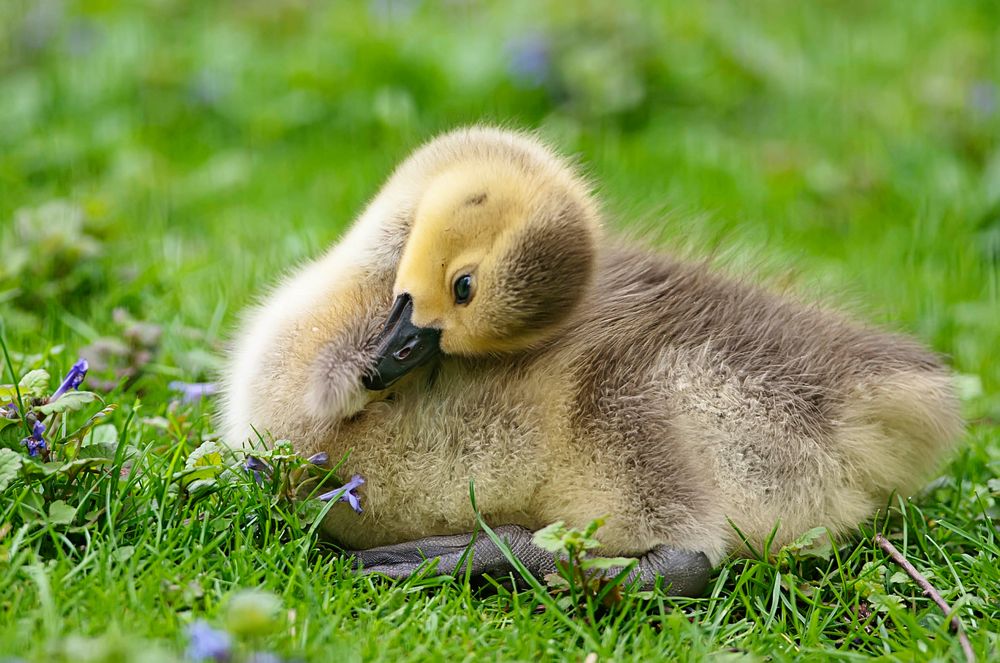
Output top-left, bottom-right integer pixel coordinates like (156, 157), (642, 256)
(869, 592), (905, 613)
(186, 478), (220, 501)
(48, 500), (77, 525)
(18, 459), (63, 480)
(583, 517), (605, 539)
(532, 521), (569, 553)
(269, 439), (299, 461)
(888, 571), (912, 586)
(780, 526), (833, 560)
(177, 442), (229, 487)
(581, 556), (635, 570)
(63, 404), (118, 447)
(185, 441), (225, 471)
(0, 448), (23, 492)
(85, 424), (119, 448)
(59, 422), (120, 463)
(18, 369), (50, 398)
(0, 417), (16, 433)
(38, 391), (99, 415)
(112, 545), (135, 563)
(58, 457), (113, 481)
(77, 443), (119, 461)
(543, 572), (570, 590)
(0, 385), (20, 402)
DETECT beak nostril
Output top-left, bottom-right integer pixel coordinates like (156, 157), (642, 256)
(363, 293), (441, 391)
(393, 336), (421, 361)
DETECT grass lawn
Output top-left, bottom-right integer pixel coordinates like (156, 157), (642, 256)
(1, 1), (998, 661)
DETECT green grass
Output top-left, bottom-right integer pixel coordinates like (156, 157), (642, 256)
(1, 1), (998, 660)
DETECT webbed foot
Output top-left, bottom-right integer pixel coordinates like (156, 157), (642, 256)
(351, 525), (711, 596)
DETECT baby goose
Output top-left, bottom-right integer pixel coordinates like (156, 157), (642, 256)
(221, 127), (962, 596)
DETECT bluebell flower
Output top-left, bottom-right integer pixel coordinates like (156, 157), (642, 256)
(22, 420), (47, 457)
(51, 358), (88, 401)
(185, 620), (232, 663)
(169, 381), (219, 404)
(305, 452), (328, 466)
(317, 474), (365, 514)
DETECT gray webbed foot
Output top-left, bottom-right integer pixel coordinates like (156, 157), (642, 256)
(350, 525), (712, 596)
(350, 525), (536, 580)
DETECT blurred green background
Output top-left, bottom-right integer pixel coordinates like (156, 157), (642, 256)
(2, 0), (998, 417)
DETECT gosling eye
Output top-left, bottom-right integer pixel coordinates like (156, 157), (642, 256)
(453, 274), (474, 305)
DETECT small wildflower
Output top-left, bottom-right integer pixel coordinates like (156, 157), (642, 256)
(50, 358), (88, 401)
(21, 420), (47, 457)
(305, 452), (328, 466)
(318, 474), (365, 514)
(244, 455), (272, 484)
(1, 402), (17, 418)
(169, 381), (219, 404)
(185, 620), (232, 663)
(244, 455), (271, 473)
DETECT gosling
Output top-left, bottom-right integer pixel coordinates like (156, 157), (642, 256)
(221, 127), (962, 595)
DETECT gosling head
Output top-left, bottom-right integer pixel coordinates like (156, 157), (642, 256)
(364, 138), (600, 390)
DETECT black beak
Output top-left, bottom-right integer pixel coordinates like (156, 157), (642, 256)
(362, 294), (441, 391)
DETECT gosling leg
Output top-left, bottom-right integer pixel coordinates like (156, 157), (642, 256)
(350, 525), (711, 596)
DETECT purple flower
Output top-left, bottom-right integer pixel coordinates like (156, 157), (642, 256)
(317, 474), (365, 514)
(1, 402), (17, 419)
(244, 455), (273, 484)
(169, 381), (219, 404)
(185, 620), (232, 662)
(244, 456), (271, 473)
(305, 452), (328, 466)
(51, 358), (88, 401)
(22, 420), (47, 457)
